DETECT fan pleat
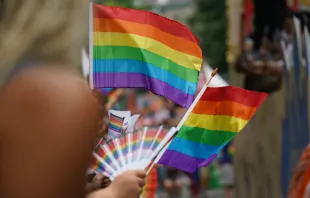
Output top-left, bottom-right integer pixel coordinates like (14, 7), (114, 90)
(89, 126), (177, 181)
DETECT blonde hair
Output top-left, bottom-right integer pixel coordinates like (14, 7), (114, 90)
(0, 0), (89, 84)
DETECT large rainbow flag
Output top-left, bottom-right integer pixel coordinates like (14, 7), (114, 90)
(91, 4), (203, 108)
(158, 86), (267, 172)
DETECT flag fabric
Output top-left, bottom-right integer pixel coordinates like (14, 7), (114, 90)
(100, 88), (114, 95)
(288, 144), (310, 198)
(91, 4), (203, 108)
(108, 113), (125, 139)
(141, 168), (158, 198)
(158, 86), (267, 172)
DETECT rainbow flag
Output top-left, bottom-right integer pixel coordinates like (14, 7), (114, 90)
(91, 4), (203, 108)
(108, 113), (124, 139)
(158, 86), (267, 172)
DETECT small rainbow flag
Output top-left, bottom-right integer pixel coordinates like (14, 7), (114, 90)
(158, 86), (267, 172)
(108, 113), (124, 139)
(91, 4), (203, 108)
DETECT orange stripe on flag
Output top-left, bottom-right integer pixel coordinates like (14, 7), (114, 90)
(93, 4), (199, 44)
(94, 18), (202, 58)
(192, 100), (257, 120)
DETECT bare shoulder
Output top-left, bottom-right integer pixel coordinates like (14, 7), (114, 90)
(0, 66), (102, 133)
(0, 66), (102, 198)
(0, 66), (95, 110)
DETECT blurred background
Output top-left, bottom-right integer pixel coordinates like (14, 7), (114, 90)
(92, 0), (310, 198)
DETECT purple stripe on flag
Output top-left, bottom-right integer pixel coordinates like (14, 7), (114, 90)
(158, 150), (217, 173)
(93, 72), (195, 108)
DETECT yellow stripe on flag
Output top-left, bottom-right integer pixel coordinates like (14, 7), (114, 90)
(184, 113), (248, 132)
(93, 32), (202, 71)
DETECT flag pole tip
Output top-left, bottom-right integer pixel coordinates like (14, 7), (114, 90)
(211, 68), (218, 77)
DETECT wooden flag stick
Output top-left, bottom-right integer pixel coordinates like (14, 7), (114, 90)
(146, 68), (218, 175)
(176, 68), (218, 130)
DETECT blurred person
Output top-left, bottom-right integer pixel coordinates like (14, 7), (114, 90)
(187, 170), (201, 197)
(157, 166), (166, 197)
(251, 0), (287, 50)
(219, 164), (234, 198)
(236, 0), (287, 93)
(154, 107), (170, 125)
(162, 167), (191, 198)
(0, 1), (146, 198)
(205, 162), (224, 198)
(219, 143), (235, 198)
(161, 98), (185, 127)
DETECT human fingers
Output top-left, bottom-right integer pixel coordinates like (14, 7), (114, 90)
(92, 174), (104, 182)
(87, 173), (97, 183)
(91, 174), (105, 189)
(101, 177), (111, 188)
(132, 170), (146, 178)
(136, 177), (145, 187)
(137, 187), (143, 196)
(131, 185), (144, 198)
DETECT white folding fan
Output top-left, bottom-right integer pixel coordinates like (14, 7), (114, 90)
(89, 126), (177, 180)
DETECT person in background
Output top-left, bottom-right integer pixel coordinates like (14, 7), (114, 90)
(0, 1), (146, 198)
(219, 142), (235, 198)
(161, 167), (191, 198)
(161, 98), (186, 127)
(251, 0), (287, 50)
(205, 162), (224, 198)
(188, 170), (201, 197)
(236, 0), (287, 93)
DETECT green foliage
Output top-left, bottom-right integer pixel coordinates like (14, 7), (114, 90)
(188, 0), (228, 73)
(95, 0), (133, 7)
(94, 0), (151, 10)
(135, 4), (152, 10)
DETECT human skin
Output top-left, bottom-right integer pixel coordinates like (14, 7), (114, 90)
(0, 67), (103, 198)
